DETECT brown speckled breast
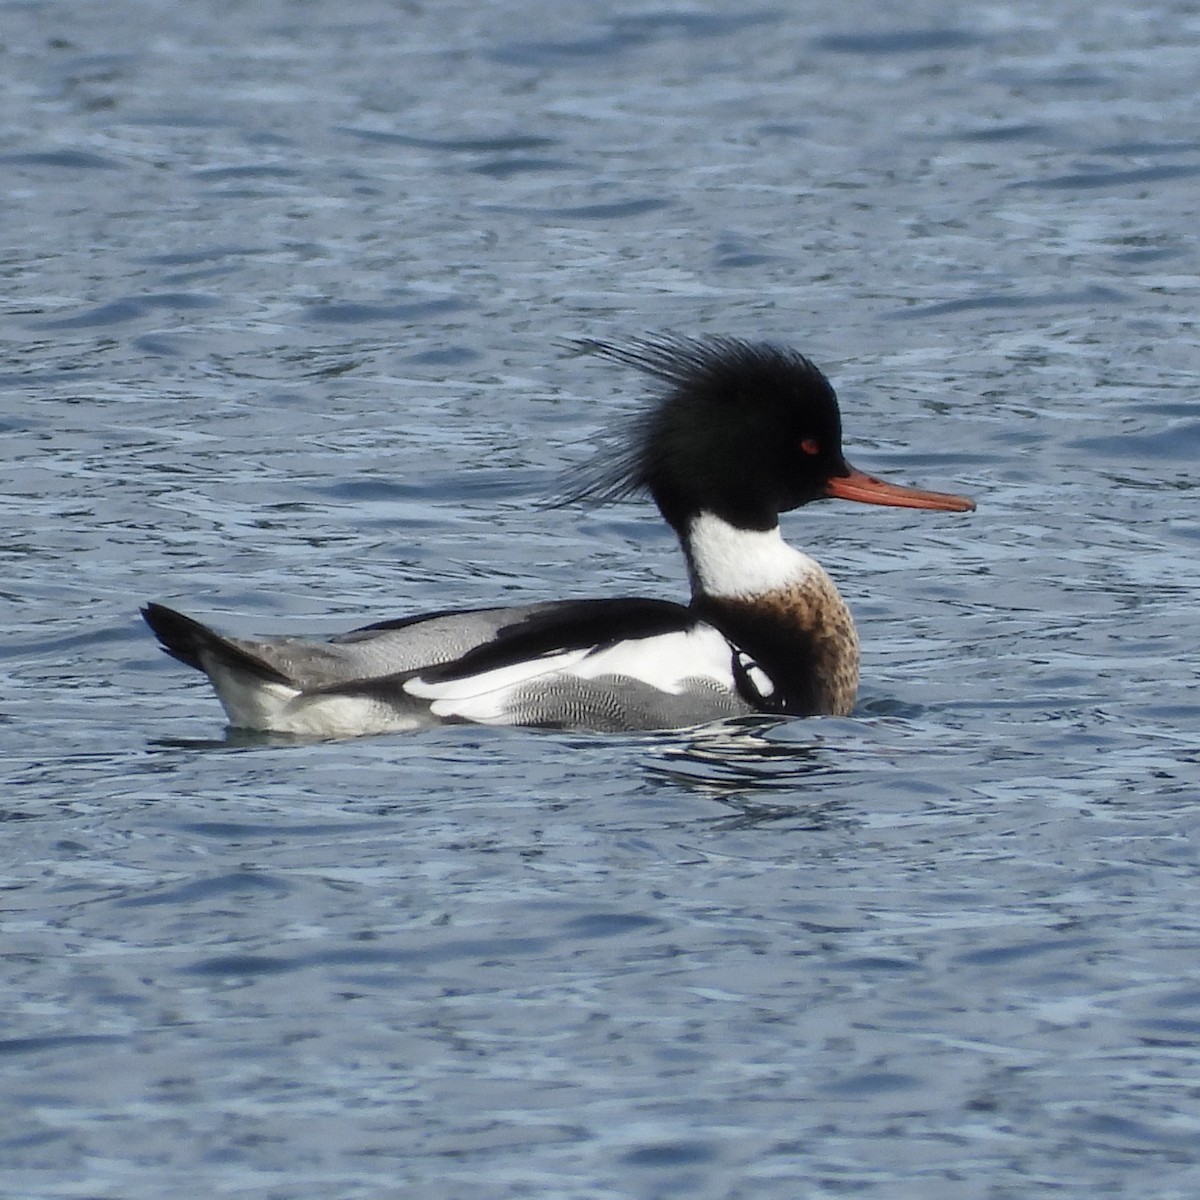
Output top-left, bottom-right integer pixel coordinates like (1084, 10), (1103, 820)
(695, 571), (860, 717)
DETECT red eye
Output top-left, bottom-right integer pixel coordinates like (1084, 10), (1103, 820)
(800, 438), (820, 456)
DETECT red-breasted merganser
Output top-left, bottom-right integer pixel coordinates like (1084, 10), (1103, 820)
(143, 336), (974, 736)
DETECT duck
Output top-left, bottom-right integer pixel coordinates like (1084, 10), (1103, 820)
(142, 335), (974, 736)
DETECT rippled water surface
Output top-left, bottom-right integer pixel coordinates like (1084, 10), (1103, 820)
(5, 2), (1200, 1197)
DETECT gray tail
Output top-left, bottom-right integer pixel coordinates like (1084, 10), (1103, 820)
(141, 603), (289, 684)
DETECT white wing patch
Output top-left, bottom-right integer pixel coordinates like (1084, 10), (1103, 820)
(735, 650), (776, 700)
(404, 625), (741, 724)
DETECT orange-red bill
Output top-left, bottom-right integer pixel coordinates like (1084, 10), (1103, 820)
(825, 464), (975, 512)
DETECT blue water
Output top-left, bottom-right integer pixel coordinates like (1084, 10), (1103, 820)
(4, 2), (1200, 1196)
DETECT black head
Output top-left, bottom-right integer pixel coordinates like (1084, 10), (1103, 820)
(562, 335), (851, 532)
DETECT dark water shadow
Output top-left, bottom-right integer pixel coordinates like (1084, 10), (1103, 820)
(813, 29), (984, 54)
(641, 717), (859, 825)
(32, 292), (221, 330)
(333, 127), (556, 153)
(889, 284), (1125, 320)
(0, 149), (121, 170)
(145, 713), (862, 834)
(148, 729), (335, 753)
(480, 198), (671, 220)
(489, 10), (779, 67)
(1009, 163), (1200, 191)
(299, 296), (465, 324)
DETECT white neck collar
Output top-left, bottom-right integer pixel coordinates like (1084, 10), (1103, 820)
(683, 511), (825, 599)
